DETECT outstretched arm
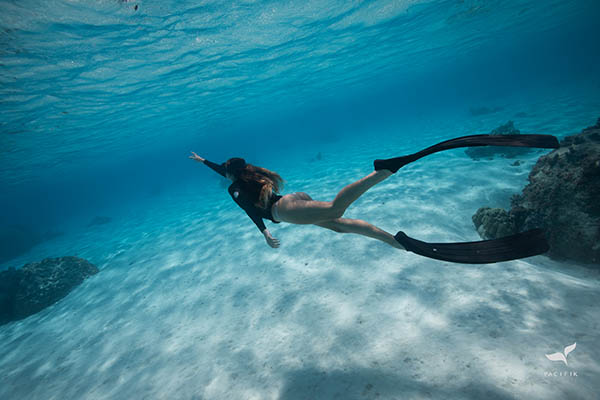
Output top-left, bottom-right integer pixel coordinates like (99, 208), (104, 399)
(189, 152), (226, 177)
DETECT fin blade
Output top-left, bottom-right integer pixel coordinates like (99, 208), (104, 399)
(383, 134), (560, 171)
(395, 229), (550, 264)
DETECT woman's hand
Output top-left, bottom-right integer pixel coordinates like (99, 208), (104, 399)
(189, 151), (205, 162)
(263, 230), (280, 248)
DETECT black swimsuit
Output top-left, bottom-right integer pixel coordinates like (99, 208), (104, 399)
(204, 159), (282, 232)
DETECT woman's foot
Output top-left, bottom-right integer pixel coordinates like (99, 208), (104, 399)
(374, 156), (411, 173)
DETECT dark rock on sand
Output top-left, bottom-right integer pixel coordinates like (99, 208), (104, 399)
(87, 216), (112, 227)
(0, 256), (98, 325)
(310, 152), (323, 162)
(465, 121), (534, 160)
(0, 267), (21, 325)
(472, 207), (516, 240)
(473, 118), (600, 264)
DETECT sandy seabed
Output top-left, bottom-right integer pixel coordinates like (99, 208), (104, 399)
(2, 94), (599, 400)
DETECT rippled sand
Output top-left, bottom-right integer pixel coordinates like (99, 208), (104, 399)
(2, 103), (599, 399)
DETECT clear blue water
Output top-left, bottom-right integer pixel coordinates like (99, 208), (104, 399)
(1, 1), (600, 399)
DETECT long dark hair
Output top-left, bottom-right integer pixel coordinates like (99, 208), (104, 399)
(224, 158), (284, 209)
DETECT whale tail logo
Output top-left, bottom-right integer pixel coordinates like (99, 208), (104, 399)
(545, 342), (576, 366)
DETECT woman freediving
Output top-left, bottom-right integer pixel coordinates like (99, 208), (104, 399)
(189, 152), (405, 250)
(189, 132), (560, 263)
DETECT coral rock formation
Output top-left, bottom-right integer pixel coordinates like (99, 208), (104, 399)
(473, 118), (600, 264)
(0, 256), (98, 325)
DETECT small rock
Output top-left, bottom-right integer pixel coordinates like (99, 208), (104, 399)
(1, 256), (99, 325)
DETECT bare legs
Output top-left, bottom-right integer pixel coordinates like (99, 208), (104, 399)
(316, 218), (405, 249)
(276, 169), (393, 224)
(274, 169), (404, 249)
(330, 169), (393, 215)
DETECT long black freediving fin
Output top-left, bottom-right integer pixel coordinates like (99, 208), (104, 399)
(394, 229), (550, 264)
(374, 134), (560, 172)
